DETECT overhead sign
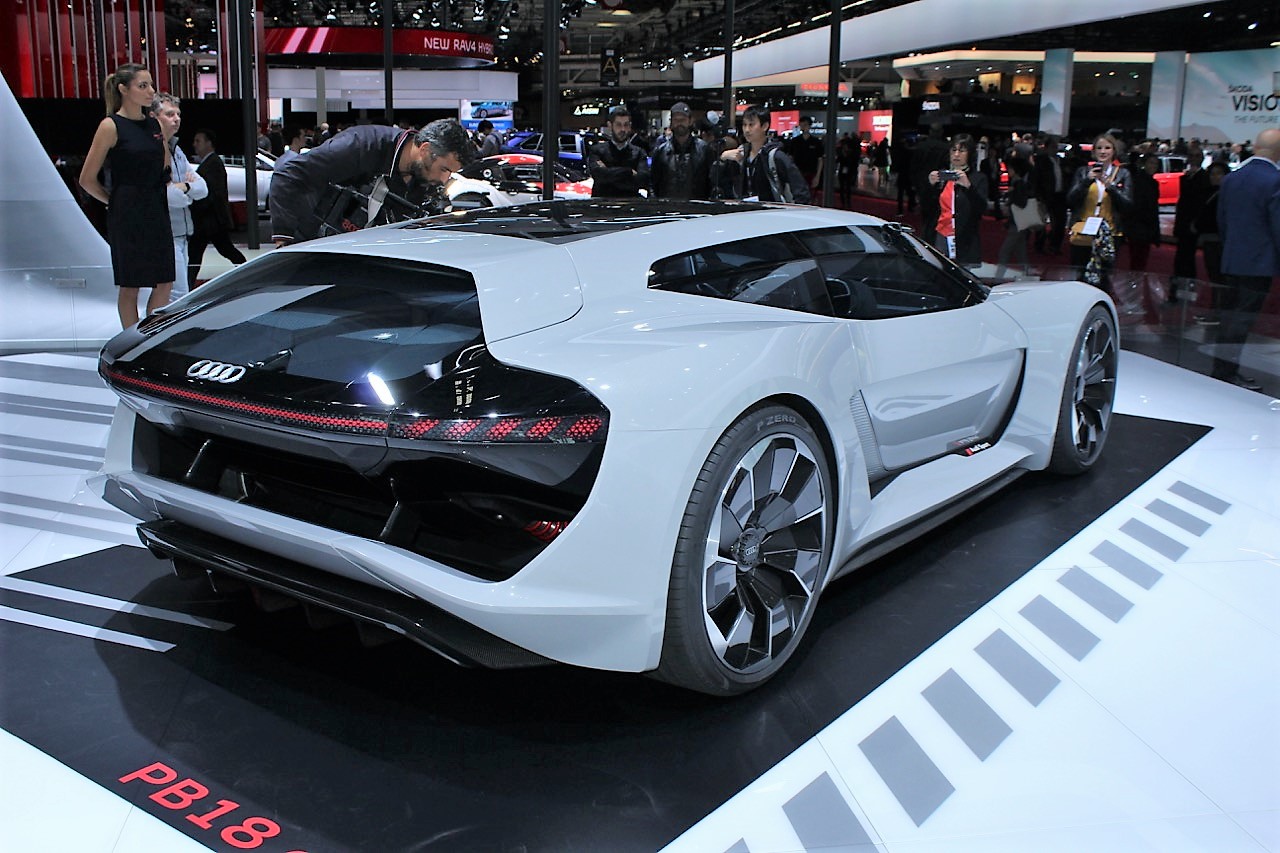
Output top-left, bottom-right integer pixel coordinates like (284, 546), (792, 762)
(600, 49), (621, 88)
(795, 82), (851, 98)
(1181, 49), (1280, 143)
(264, 27), (495, 68)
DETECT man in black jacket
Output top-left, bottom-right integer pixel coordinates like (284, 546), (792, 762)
(1172, 140), (1211, 282)
(911, 125), (952, 246)
(716, 107), (810, 204)
(269, 119), (474, 246)
(588, 106), (649, 198)
(188, 129), (246, 289)
(1032, 134), (1067, 255)
(650, 102), (711, 200)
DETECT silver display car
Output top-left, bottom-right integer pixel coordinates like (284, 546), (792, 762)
(224, 150), (276, 215)
(96, 200), (1118, 695)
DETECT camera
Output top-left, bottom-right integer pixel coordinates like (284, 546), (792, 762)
(939, 170), (961, 181)
(1088, 161), (1099, 170)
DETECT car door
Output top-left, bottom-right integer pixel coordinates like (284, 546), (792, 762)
(802, 226), (1027, 475)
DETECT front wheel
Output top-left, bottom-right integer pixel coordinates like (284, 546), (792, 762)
(1049, 305), (1118, 474)
(656, 405), (834, 696)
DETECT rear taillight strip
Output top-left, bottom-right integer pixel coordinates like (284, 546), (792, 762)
(105, 369), (386, 434)
(105, 368), (607, 443)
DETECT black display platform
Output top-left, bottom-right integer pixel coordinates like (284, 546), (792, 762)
(0, 415), (1209, 852)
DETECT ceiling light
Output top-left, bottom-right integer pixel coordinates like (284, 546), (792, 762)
(1247, 22), (1257, 30)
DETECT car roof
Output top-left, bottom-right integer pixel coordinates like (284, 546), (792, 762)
(399, 199), (779, 244)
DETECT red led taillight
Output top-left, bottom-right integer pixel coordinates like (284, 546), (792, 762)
(524, 520), (568, 542)
(390, 413), (606, 443)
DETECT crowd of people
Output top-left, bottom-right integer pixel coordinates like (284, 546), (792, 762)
(76, 67), (1278, 390)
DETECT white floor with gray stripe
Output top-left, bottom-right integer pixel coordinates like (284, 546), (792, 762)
(1, 351), (1277, 852)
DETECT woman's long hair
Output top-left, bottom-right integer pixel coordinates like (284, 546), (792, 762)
(102, 63), (147, 116)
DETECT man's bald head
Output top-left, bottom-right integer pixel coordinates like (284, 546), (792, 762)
(1254, 128), (1280, 162)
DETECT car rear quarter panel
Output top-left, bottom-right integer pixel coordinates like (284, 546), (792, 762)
(985, 280), (1117, 469)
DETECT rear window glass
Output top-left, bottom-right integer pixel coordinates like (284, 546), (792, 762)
(155, 253), (482, 385)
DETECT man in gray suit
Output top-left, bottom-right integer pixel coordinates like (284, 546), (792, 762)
(1214, 128), (1280, 391)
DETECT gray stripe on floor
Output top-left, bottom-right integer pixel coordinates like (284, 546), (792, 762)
(1091, 540), (1163, 589)
(859, 716), (955, 826)
(1020, 595), (1100, 661)
(0, 391), (115, 415)
(0, 448), (102, 472)
(1146, 498), (1210, 537)
(0, 491), (126, 522)
(0, 402), (113, 426)
(782, 772), (875, 849)
(0, 433), (104, 458)
(0, 605), (174, 652)
(1057, 567), (1133, 623)
(0, 510), (137, 546)
(0, 577), (232, 630)
(975, 629), (1060, 706)
(1168, 480), (1229, 514)
(0, 359), (107, 389)
(1120, 518), (1189, 561)
(922, 668), (1012, 760)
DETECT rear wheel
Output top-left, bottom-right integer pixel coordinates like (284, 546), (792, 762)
(656, 405), (834, 695)
(1049, 305), (1118, 474)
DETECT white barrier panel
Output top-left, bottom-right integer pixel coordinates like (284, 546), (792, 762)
(0, 74), (118, 353)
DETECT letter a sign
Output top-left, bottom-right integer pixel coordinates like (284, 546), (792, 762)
(600, 48), (620, 88)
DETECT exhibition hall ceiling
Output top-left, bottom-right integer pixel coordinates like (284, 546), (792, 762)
(164, 0), (1276, 77)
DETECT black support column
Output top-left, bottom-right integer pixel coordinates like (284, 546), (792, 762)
(823, 0), (839, 208)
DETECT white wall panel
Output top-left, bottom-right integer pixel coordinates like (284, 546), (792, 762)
(694, 0), (1206, 88)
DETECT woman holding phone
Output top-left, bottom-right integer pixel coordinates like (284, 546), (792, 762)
(926, 133), (988, 267)
(1065, 133), (1133, 290)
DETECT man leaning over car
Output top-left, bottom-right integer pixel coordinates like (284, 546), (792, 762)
(270, 119), (475, 247)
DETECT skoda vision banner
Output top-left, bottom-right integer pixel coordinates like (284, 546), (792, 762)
(1181, 49), (1280, 143)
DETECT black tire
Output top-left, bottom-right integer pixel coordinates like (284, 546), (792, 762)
(656, 405), (834, 696)
(477, 108), (489, 119)
(1049, 305), (1118, 474)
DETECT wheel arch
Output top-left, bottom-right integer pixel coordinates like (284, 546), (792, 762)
(725, 392), (843, 542)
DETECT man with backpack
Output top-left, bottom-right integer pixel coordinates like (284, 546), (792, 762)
(716, 107), (810, 204)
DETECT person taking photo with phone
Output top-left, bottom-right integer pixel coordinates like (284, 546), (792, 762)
(926, 133), (988, 267)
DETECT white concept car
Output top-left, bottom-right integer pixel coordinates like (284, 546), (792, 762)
(96, 200), (1118, 695)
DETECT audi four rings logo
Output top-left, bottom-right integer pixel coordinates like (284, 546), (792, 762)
(187, 360), (247, 383)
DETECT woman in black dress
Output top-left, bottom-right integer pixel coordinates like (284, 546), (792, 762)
(79, 63), (174, 328)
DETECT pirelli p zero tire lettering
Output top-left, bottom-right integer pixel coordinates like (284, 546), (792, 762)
(656, 404), (834, 696)
(186, 360), (246, 383)
(1049, 305), (1118, 475)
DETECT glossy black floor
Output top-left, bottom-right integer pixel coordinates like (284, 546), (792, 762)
(0, 414), (1208, 853)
